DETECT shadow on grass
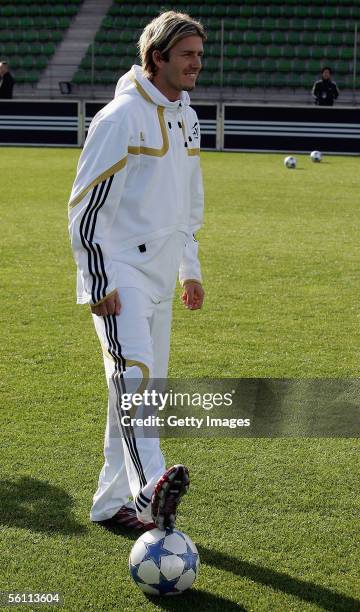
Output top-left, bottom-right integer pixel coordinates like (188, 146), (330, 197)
(0, 476), (86, 535)
(95, 520), (360, 610)
(95, 520), (141, 539)
(198, 545), (360, 612)
(146, 589), (246, 611)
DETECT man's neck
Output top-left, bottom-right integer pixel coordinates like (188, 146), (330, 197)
(150, 76), (181, 102)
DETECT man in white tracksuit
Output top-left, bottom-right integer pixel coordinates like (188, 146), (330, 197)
(68, 11), (206, 530)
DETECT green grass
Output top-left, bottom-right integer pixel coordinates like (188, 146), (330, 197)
(0, 148), (359, 611)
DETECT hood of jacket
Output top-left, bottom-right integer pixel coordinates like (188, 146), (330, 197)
(114, 64), (191, 111)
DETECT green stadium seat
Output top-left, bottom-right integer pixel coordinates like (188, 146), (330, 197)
(323, 46), (340, 60)
(303, 19), (319, 30)
(222, 58), (233, 72)
(95, 31), (106, 42)
(102, 16), (113, 28)
(294, 6), (309, 18)
(42, 42), (55, 56)
(63, 1), (359, 92)
(119, 31), (134, 43)
(205, 57), (220, 71)
(258, 31), (272, 44)
(24, 30), (39, 42)
(318, 19), (333, 31)
(277, 59), (292, 72)
(242, 73), (259, 87)
(334, 21), (351, 33)
(72, 71), (89, 85)
(247, 57), (262, 71)
(199, 5), (215, 17)
(12, 30), (23, 42)
(272, 31), (287, 44)
(0, 31), (13, 42)
(35, 56), (47, 70)
(310, 48), (325, 60)
(23, 71), (40, 84)
(301, 32), (314, 45)
(227, 31), (244, 44)
(291, 59), (307, 73)
(307, 7), (323, 17)
(18, 16), (33, 27)
(276, 18), (290, 30)
(343, 32), (355, 45)
(199, 71), (216, 86)
(286, 31), (301, 44)
(336, 6), (351, 18)
(94, 56), (107, 70)
(248, 17), (264, 30)
(314, 32), (330, 46)
(2, 42), (17, 55)
(238, 45), (253, 58)
(262, 19), (277, 31)
(267, 46), (282, 58)
(225, 44), (240, 58)
(322, 7), (337, 18)
(262, 58), (276, 72)
(108, 56), (122, 70)
(223, 72), (242, 87)
(243, 31), (257, 44)
(238, 6), (253, 18)
(253, 45), (267, 58)
(234, 18), (248, 30)
(81, 56), (92, 69)
(307, 59), (321, 74)
(207, 44), (221, 57)
(339, 47), (354, 60)
(334, 60), (351, 74)
(233, 57), (248, 71)
(282, 45), (295, 58)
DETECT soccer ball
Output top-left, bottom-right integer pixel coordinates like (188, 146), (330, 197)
(310, 150), (322, 162)
(129, 528), (200, 596)
(284, 156), (296, 169)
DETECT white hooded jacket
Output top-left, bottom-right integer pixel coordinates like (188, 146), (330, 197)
(68, 65), (204, 305)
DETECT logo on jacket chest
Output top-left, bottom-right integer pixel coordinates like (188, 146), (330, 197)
(192, 122), (199, 140)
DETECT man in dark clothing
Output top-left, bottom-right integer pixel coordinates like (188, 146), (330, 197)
(0, 62), (15, 99)
(312, 67), (339, 106)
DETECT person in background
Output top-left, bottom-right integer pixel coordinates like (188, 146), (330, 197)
(312, 67), (339, 106)
(0, 62), (15, 99)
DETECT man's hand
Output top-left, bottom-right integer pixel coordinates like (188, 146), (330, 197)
(181, 281), (205, 311)
(91, 290), (121, 317)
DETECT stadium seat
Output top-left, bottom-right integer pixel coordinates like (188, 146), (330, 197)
(70, 0), (358, 91)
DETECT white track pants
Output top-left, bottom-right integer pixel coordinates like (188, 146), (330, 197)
(90, 287), (172, 522)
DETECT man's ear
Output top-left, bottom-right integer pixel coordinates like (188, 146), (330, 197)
(152, 49), (163, 70)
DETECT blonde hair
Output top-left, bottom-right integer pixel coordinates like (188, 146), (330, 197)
(138, 11), (206, 78)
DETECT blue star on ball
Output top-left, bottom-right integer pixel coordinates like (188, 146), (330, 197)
(141, 536), (175, 569)
(178, 542), (198, 572)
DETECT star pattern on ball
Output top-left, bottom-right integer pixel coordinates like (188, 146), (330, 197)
(177, 541), (198, 572)
(129, 563), (147, 585)
(150, 573), (181, 595)
(141, 537), (174, 569)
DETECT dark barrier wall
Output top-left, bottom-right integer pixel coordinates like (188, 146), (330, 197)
(85, 102), (217, 149)
(224, 105), (360, 154)
(0, 101), (79, 145)
(0, 101), (359, 154)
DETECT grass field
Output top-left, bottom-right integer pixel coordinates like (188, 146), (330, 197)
(0, 148), (359, 611)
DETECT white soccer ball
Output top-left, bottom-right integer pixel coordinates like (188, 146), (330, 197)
(310, 150), (322, 162)
(284, 156), (296, 169)
(129, 528), (200, 596)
